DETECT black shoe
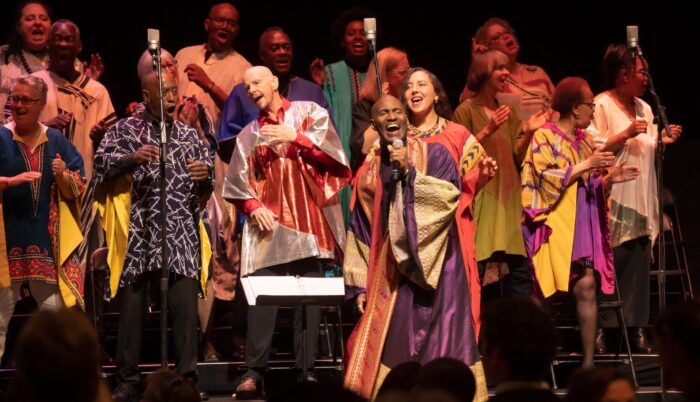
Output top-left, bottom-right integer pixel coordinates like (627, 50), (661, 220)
(595, 328), (608, 354)
(112, 382), (140, 402)
(631, 327), (653, 353)
(199, 390), (210, 401)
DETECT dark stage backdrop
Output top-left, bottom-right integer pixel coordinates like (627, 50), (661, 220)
(3, 0), (698, 293)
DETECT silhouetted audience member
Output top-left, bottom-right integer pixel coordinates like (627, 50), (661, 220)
(376, 361), (422, 398)
(141, 369), (201, 402)
(480, 298), (560, 402)
(267, 381), (366, 402)
(566, 368), (635, 402)
(7, 309), (104, 402)
(415, 358), (476, 402)
(653, 300), (700, 402)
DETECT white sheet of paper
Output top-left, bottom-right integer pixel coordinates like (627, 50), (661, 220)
(241, 276), (345, 306)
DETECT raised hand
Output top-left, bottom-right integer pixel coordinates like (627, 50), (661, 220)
(471, 37), (489, 55)
(309, 58), (325, 87)
(184, 64), (214, 92)
(84, 53), (104, 81)
(52, 153), (67, 176)
(485, 105), (511, 137)
(606, 162), (641, 185)
(525, 109), (550, 134)
(586, 148), (615, 170)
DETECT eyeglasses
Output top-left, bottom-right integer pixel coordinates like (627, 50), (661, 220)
(490, 30), (514, 43)
(161, 87), (178, 97)
(208, 17), (238, 28)
(579, 102), (596, 109)
(162, 60), (178, 70)
(9, 95), (42, 105)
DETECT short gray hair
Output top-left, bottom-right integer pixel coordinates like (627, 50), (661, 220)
(12, 75), (48, 102)
(50, 19), (81, 40)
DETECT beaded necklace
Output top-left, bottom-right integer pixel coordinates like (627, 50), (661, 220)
(408, 115), (446, 139)
(18, 51), (34, 74)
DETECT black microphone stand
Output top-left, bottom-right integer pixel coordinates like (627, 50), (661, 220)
(635, 45), (671, 311)
(152, 47), (170, 369)
(634, 44), (671, 400)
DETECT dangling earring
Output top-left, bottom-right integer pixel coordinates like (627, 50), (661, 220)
(434, 97), (439, 105)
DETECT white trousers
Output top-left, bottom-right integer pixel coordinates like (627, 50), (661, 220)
(0, 282), (64, 361)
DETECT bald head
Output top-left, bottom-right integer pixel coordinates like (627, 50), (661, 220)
(141, 71), (178, 120)
(243, 66), (281, 113)
(370, 95), (408, 144)
(137, 48), (176, 80)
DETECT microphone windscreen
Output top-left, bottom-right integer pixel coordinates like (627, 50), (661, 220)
(626, 25), (639, 48)
(147, 28), (160, 51)
(364, 18), (376, 33)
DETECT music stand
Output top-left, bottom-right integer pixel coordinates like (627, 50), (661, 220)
(241, 276), (345, 379)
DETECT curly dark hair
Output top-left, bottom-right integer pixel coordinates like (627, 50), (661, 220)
(4, 1), (53, 64)
(399, 67), (453, 120)
(329, 7), (374, 56)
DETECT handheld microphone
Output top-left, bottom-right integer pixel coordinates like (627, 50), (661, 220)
(364, 18), (377, 46)
(147, 28), (160, 69)
(390, 138), (404, 182)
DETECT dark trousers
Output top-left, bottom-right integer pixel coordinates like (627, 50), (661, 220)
(478, 253), (533, 298)
(600, 236), (651, 328)
(243, 259), (322, 381)
(116, 271), (199, 382)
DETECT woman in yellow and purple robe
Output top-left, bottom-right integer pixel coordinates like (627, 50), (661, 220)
(400, 67), (495, 336)
(521, 77), (636, 367)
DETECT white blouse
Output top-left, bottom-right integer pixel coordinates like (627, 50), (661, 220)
(588, 91), (659, 247)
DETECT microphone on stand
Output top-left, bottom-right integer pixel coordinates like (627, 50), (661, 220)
(390, 138), (404, 182)
(147, 28), (168, 143)
(626, 26), (638, 49)
(364, 18), (383, 96)
(146, 27), (171, 370)
(147, 28), (161, 70)
(364, 17), (377, 48)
